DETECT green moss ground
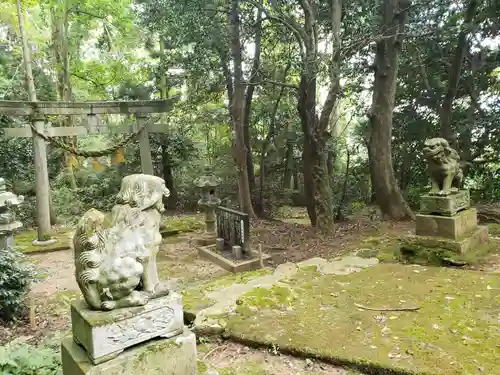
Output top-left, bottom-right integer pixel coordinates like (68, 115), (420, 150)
(14, 227), (72, 254)
(488, 223), (500, 236)
(160, 214), (205, 235)
(206, 264), (500, 375)
(181, 268), (272, 314)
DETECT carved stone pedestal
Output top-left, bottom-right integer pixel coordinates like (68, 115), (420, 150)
(411, 190), (489, 253)
(419, 190), (470, 216)
(61, 327), (196, 375)
(70, 293), (184, 364)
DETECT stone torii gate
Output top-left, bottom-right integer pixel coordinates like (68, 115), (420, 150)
(0, 99), (173, 243)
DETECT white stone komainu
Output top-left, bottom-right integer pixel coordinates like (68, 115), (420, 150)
(71, 292), (184, 365)
(63, 174), (197, 375)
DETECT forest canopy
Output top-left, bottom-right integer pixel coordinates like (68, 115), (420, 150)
(0, 0), (499, 231)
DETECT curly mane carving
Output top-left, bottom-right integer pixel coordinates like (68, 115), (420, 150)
(422, 138), (463, 196)
(73, 174), (170, 311)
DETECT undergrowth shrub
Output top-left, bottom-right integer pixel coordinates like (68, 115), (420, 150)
(0, 340), (61, 375)
(0, 248), (34, 322)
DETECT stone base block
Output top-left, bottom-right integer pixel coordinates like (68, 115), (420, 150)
(419, 190), (470, 216)
(409, 225), (489, 254)
(198, 244), (271, 273)
(416, 208), (478, 240)
(61, 327), (196, 375)
(71, 292), (184, 364)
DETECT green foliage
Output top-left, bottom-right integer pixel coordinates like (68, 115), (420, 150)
(1, 0), (499, 226)
(0, 340), (61, 375)
(0, 248), (34, 322)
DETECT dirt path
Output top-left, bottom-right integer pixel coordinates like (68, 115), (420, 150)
(30, 249), (79, 297)
(200, 341), (359, 375)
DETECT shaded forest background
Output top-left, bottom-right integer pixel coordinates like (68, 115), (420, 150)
(0, 0), (499, 231)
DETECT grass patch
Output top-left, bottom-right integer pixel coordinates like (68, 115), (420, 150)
(14, 227), (72, 254)
(220, 264), (499, 375)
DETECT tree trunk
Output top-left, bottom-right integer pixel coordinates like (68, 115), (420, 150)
(368, 0), (414, 221)
(16, 0), (53, 239)
(335, 145), (351, 221)
(298, 0), (342, 232)
(257, 64), (290, 216)
(242, 3), (263, 198)
(283, 132), (295, 190)
(228, 0), (256, 217)
(50, 2), (77, 190)
(299, 76), (319, 226)
(161, 145), (177, 210)
(439, 0), (478, 146)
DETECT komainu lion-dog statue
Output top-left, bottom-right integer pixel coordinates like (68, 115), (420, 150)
(422, 138), (463, 196)
(73, 174), (170, 311)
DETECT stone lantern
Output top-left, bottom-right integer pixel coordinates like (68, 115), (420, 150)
(0, 178), (24, 250)
(194, 166), (221, 245)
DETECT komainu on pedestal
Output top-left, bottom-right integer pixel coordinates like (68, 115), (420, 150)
(73, 174), (170, 311)
(61, 174), (196, 375)
(408, 139), (489, 254)
(422, 137), (463, 197)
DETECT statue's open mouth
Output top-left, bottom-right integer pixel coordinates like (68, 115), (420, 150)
(423, 146), (442, 157)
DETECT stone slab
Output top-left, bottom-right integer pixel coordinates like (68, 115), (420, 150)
(71, 292), (184, 364)
(198, 244), (271, 273)
(188, 261), (500, 375)
(419, 189), (470, 216)
(410, 225), (489, 254)
(415, 208), (478, 240)
(61, 327), (196, 375)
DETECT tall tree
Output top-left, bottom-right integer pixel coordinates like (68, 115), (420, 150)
(254, 0), (343, 231)
(50, 0), (78, 189)
(242, 3), (263, 198)
(229, 0), (256, 217)
(368, 0), (414, 220)
(439, 0), (479, 145)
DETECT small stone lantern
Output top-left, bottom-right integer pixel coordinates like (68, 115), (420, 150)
(194, 166), (221, 245)
(0, 178), (24, 250)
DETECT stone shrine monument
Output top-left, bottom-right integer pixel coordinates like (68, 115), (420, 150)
(61, 174), (196, 375)
(194, 166), (221, 246)
(0, 178), (24, 250)
(413, 138), (488, 253)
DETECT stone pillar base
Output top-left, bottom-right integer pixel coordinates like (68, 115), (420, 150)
(416, 208), (478, 240)
(61, 327), (197, 375)
(408, 225), (489, 254)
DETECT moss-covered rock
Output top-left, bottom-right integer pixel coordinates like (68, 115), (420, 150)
(182, 268), (272, 314)
(214, 264), (499, 375)
(356, 236), (500, 269)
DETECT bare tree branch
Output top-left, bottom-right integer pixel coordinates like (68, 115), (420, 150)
(244, 79), (299, 90)
(71, 72), (116, 87)
(246, 0), (306, 60)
